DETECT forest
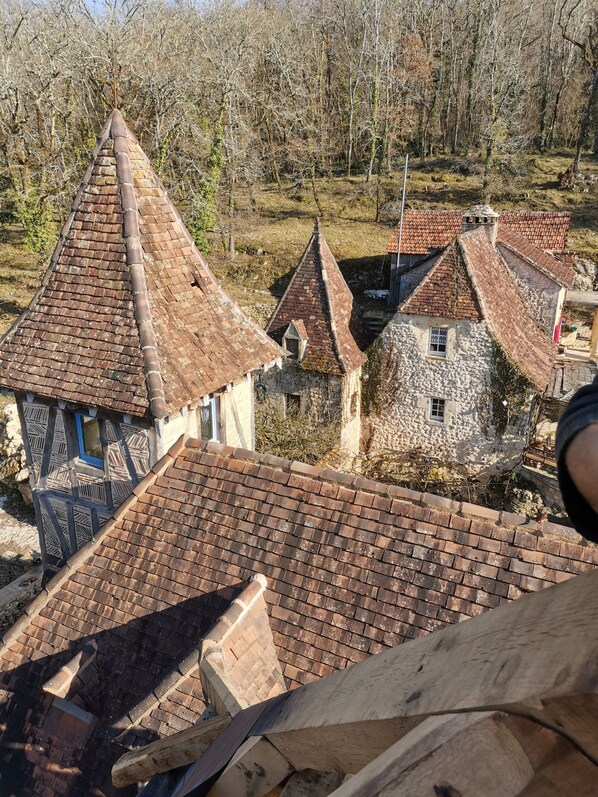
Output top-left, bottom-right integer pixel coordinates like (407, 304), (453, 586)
(0, 0), (597, 260)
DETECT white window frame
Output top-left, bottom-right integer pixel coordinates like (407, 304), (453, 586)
(200, 396), (220, 442)
(428, 326), (448, 357)
(429, 397), (446, 423)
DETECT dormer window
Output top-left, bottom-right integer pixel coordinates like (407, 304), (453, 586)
(282, 320), (308, 363)
(75, 413), (104, 469)
(285, 337), (300, 360)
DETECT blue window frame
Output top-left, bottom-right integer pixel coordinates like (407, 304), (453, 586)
(75, 413), (104, 469)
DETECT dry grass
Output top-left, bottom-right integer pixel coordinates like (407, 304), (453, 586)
(1, 151), (596, 328)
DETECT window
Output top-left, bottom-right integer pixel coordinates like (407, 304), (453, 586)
(430, 397), (446, 423)
(285, 394), (301, 417)
(429, 327), (448, 356)
(75, 413), (104, 468)
(285, 337), (300, 360)
(200, 397), (220, 441)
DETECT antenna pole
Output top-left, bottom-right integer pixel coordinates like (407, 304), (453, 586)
(389, 153), (409, 307)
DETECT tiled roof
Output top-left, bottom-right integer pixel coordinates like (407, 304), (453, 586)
(399, 242), (482, 320)
(496, 226), (575, 288)
(0, 110), (281, 419)
(386, 210), (571, 254)
(267, 223), (368, 374)
(1, 437), (596, 796)
(400, 229), (556, 390)
(460, 230), (556, 390)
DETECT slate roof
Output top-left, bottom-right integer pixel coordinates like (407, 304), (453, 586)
(1, 436), (597, 796)
(387, 210), (571, 255)
(400, 228), (556, 390)
(0, 110), (281, 419)
(267, 223), (369, 374)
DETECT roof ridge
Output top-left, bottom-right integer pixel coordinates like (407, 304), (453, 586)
(316, 227), (347, 374)
(266, 231), (317, 333)
(112, 111), (167, 419)
(0, 114), (115, 354)
(183, 438), (586, 546)
(0, 434), (190, 653)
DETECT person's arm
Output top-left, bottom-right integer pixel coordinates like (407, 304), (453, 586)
(556, 375), (598, 540)
(564, 423), (598, 513)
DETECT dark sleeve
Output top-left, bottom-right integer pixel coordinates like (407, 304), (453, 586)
(555, 374), (598, 540)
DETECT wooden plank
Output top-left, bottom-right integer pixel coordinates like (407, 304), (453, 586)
(251, 571), (598, 771)
(326, 711), (598, 797)
(111, 713), (231, 788)
(206, 736), (293, 797)
(170, 702), (270, 797)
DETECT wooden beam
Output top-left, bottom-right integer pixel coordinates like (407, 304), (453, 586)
(206, 735), (293, 797)
(111, 712), (231, 788)
(327, 711), (598, 797)
(251, 571), (598, 772)
(280, 770), (344, 796)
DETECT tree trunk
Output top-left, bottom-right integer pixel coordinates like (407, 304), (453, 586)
(574, 65), (598, 173)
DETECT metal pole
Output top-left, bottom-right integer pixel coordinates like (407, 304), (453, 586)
(389, 154), (408, 307)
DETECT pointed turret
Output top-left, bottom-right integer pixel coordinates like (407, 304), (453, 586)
(0, 109), (281, 418)
(267, 221), (368, 374)
(0, 109), (282, 568)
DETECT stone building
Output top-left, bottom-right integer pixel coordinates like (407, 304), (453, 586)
(367, 214), (560, 472)
(1, 436), (596, 796)
(259, 222), (369, 455)
(387, 207), (574, 326)
(0, 110), (281, 569)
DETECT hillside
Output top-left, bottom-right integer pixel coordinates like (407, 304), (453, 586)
(1, 152), (597, 333)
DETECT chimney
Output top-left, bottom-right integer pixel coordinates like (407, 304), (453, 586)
(461, 205), (499, 246)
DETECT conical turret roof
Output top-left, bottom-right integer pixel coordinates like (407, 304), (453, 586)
(0, 110), (281, 418)
(267, 222), (369, 374)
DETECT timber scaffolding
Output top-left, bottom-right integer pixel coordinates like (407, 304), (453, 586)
(113, 569), (598, 796)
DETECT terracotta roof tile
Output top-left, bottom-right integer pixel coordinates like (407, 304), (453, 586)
(267, 224), (368, 374)
(399, 243), (482, 320)
(387, 210), (571, 255)
(1, 438), (596, 794)
(0, 110), (281, 418)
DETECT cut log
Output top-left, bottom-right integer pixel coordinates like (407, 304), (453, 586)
(111, 712), (231, 788)
(252, 571), (598, 771)
(327, 711), (598, 797)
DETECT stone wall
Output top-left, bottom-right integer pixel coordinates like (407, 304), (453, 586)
(498, 245), (563, 338)
(17, 394), (152, 567)
(340, 367), (362, 453)
(366, 313), (535, 472)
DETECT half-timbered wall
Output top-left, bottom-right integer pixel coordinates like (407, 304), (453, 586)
(17, 394), (153, 567)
